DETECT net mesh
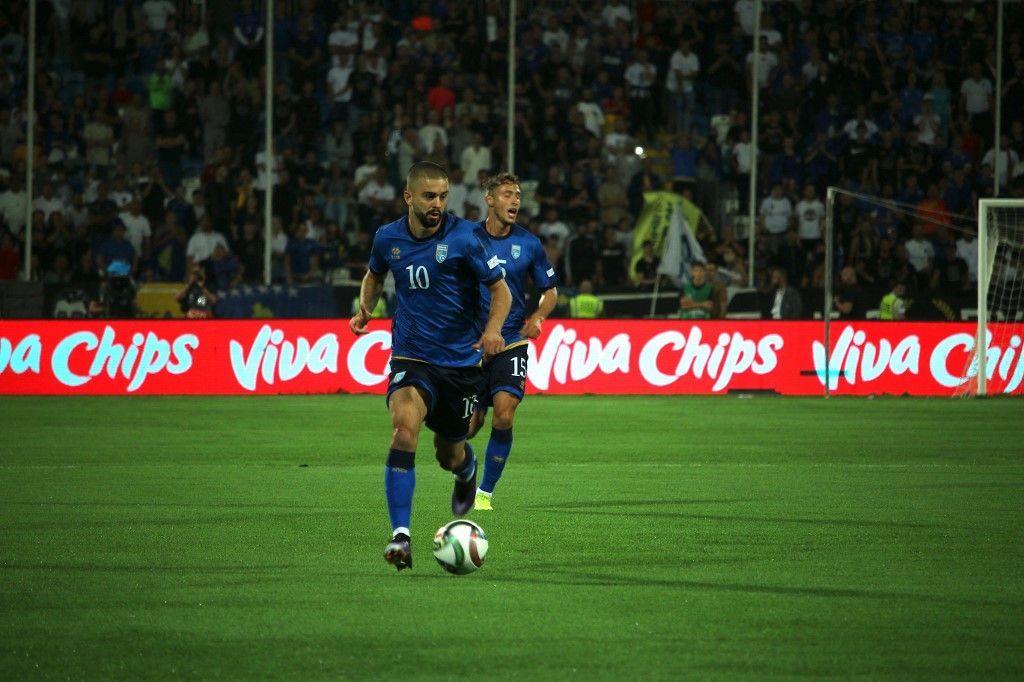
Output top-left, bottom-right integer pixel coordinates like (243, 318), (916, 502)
(957, 202), (1024, 396)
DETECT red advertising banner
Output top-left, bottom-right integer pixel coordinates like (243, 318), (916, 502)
(1, 320), (1021, 396)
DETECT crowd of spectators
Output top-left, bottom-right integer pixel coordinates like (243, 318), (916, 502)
(0, 0), (1021, 319)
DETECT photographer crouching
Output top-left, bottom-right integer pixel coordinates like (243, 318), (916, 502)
(177, 265), (219, 319)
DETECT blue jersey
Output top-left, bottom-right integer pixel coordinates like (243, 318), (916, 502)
(479, 223), (557, 346)
(368, 214), (503, 367)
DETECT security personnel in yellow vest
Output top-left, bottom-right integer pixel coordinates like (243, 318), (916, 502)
(568, 280), (604, 318)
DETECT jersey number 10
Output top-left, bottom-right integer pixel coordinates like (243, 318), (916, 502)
(406, 265), (430, 289)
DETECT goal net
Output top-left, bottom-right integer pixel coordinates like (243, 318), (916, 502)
(959, 199), (1024, 396)
(821, 188), (1024, 397)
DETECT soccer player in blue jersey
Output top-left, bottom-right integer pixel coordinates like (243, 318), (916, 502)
(468, 172), (558, 511)
(349, 161), (511, 571)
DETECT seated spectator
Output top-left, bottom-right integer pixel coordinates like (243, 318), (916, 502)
(286, 221), (320, 284)
(597, 226), (627, 287)
(209, 243), (243, 292)
(633, 239), (660, 288)
(879, 279), (908, 320)
(768, 267), (802, 320)
(568, 280), (604, 318)
(97, 220), (138, 275)
(833, 266), (863, 319)
(185, 214), (230, 278)
(678, 262), (715, 319)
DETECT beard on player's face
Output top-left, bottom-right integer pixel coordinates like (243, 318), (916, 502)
(414, 205), (443, 227)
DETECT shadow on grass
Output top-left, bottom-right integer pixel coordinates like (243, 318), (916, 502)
(4, 501), (336, 510)
(5, 509), (341, 532)
(521, 498), (752, 510)
(526, 499), (946, 529)
(408, 568), (1013, 606)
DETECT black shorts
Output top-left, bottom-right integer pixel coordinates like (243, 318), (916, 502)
(476, 343), (529, 410)
(386, 359), (485, 441)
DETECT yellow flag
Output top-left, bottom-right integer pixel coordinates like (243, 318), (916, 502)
(629, 191), (706, 284)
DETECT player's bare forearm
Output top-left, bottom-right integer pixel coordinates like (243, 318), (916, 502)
(350, 270), (384, 335)
(522, 287), (558, 339)
(476, 279), (511, 358)
(485, 279), (512, 336)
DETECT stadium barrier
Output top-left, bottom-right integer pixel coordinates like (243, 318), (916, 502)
(1, 319), (1021, 396)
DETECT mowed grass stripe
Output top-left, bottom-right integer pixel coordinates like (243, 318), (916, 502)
(1, 395), (1022, 680)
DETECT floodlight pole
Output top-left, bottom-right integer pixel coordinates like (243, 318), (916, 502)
(263, 0), (274, 285)
(823, 186), (836, 398)
(993, 0), (1003, 197)
(506, 0), (516, 174)
(23, 0), (36, 282)
(746, 0), (761, 286)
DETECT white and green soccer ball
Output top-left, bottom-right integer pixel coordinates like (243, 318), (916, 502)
(432, 519), (488, 575)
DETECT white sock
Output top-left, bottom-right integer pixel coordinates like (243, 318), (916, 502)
(393, 527), (410, 538)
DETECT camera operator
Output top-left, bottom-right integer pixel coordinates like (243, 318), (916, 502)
(97, 259), (138, 318)
(177, 265), (218, 319)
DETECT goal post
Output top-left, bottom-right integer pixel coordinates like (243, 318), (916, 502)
(972, 198), (1024, 397)
(822, 189), (1024, 397)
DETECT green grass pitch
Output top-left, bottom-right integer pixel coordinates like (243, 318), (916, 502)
(1, 395), (1023, 680)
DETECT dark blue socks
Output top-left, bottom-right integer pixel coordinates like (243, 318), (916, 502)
(384, 448), (415, 535)
(480, 427), (512, 494)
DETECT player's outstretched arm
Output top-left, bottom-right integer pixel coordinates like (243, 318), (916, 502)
(521, 286), (558, 339)
(474, 278), (512, 359)
(349, 270), (384, 335)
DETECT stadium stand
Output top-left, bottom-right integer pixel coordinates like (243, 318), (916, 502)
(0, 0), (1021, 320)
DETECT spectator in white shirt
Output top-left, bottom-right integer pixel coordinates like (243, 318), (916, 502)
(601, 0), (631, 29)
(915, 95), (942, 147)
(539, 207), (571, 244)
(843, 104), (880, 141)
(666, 38), (699, 134)
(32, 182), (66, 221)
(734, 0), (756, 36)
(759, 183), (793, 239)
(446, 167), (471, 218)
(745, 36), (778, 90)
(118, 195), (152, 258)
(418, 109), (448, 157)
(904, 223), (935, 274)
(327, 56), (353, 124)
(794, 184), (824, 247)
(357, 166), (396, 226)
(185, 214), (230, 276)
(981, 134), (1021, 189)
(576, 89), (604, 138)
(956, 229), (979, 283)
(459, 132), (492, 186)
(141, 0), (175, 32)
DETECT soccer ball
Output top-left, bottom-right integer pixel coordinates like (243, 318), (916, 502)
(432, 519), (488, 575)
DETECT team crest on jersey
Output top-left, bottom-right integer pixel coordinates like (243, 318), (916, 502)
(435, 244), (448, 263)
(511, 244), (521, 260)
(391, 247), (401, 260)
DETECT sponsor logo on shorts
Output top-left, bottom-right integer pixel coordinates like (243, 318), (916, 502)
(393, 371), (406, 382)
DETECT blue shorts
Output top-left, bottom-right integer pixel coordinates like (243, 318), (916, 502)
(476, 343), (529, 410)
(386, 359), (485, 441)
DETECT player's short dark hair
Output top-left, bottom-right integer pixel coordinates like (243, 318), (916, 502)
(406, 161), (448, 190)
(484, 172), (520, 196)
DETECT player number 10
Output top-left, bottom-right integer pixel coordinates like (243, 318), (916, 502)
(406, 265), (430, 289)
